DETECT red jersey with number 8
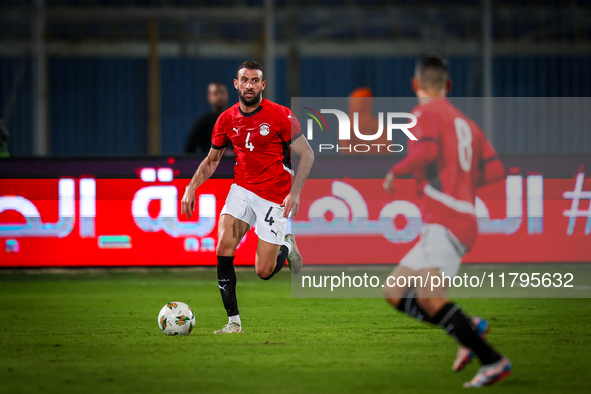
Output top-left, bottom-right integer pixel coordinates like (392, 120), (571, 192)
(211, 98), (302, 204)
(389, 98), (504, 250)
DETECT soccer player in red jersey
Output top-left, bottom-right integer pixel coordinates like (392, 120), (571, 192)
(383, 54), (512, 387)
(181, 61), (314, 334)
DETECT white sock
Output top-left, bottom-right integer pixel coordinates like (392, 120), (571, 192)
(228, 314), (241, 326)
(282, 240), (292, 255)
(283, 218), (293, 254)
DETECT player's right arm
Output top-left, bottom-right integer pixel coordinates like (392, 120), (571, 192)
(181, 113), (230, 218)
(181, 147), (225, 219)
(384, 110), (438, 194)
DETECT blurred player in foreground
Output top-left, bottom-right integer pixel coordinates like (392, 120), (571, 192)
(383, 54), (512, 387)
(181, 61), (314, 334)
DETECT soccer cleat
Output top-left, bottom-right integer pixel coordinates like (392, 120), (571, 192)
(213, 321), (243, 334)
(453, 317), (490, 372)
(463, 357), (512, 388)
(285, 234), (303, 275)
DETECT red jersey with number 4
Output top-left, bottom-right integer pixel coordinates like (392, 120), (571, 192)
(389, 98), (505, 250)
(211, 98), (302, 204)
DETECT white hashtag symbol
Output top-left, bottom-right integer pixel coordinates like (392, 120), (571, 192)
(563, 172), (591, 235)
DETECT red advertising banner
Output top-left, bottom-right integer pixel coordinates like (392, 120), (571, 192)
(1, 171), (590, 267)
(294, 174), (591, 264)
(0, 178), (256, 267)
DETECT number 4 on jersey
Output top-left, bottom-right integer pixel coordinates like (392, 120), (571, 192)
(245, 132), (255, 151)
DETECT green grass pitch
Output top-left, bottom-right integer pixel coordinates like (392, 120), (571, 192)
(1, 268), (590, 394)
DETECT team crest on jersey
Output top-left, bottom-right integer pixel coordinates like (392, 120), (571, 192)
(259, 123), (270, 136)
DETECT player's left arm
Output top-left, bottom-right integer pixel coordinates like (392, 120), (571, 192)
(282, 135), (314, 218)
(477, 136), (506, 188)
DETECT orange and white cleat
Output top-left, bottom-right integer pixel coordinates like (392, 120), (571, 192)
(463, 357), (512, 388)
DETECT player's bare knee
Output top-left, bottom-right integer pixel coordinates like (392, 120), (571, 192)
(417, 297), (446, 317)
(416, 297), (433, 312)
(384, 280), (406, 302)
(384, 283), (399, 301)
(216, 238), (236, 256)
(215, 242), (228, 256)
(386, 297), (402, 309)
(256, 264), (274, 279)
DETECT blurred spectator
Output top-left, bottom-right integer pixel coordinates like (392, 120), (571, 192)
(0, 120), (9, 158)
(184, 83), (233, 156)
(345, 87), (389, 154)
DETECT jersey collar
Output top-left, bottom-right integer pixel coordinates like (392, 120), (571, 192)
(239, 100), (264, 117)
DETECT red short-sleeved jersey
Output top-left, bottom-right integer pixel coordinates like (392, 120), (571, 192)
(211, 98), (302, 204)
(390, 98), (501, 250)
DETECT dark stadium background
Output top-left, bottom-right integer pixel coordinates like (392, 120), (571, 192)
(1, 0), (590, 157)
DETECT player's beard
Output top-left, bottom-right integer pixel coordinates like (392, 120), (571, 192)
(239, 89), (262, 107)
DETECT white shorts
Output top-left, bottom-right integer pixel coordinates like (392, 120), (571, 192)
(399, 223), (467, 278)
(220, 184), (287, 245)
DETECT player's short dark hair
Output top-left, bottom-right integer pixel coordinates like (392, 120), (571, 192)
(208, 82), (227, 90)
(237, 60), (264, 79)
(415, 54), (449, 90)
